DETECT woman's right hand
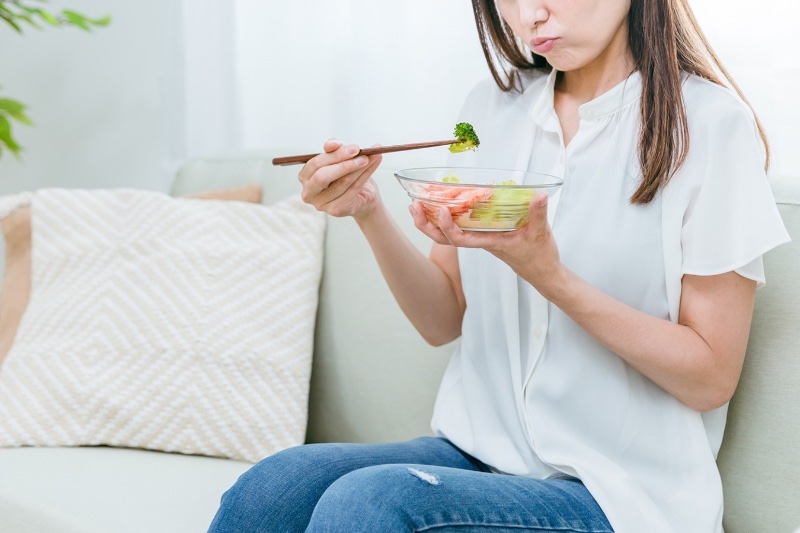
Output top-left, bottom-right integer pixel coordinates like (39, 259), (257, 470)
(298, 139), (383, 220)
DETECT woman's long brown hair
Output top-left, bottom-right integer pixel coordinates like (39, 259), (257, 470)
(472, 0), (770, 204)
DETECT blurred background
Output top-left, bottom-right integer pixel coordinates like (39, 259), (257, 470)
(0, 0), (797, 195)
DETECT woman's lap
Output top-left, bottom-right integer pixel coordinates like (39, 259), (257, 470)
(208, 437), (612, 533)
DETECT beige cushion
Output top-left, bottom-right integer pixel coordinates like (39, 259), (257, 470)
(184, 183), (262, 203)
(0, 207), (31, 366)
(0, 188), (325, 463)
(0, 185), (262, 367)
(716, 176), (800, 532)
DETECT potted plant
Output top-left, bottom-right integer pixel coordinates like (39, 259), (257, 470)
(0, 0), (109, 158)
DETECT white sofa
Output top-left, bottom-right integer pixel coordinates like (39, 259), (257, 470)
(0, 151), (798, 533)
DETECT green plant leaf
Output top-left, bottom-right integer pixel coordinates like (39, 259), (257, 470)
(0, 3), (111, 33)
(38, 10), (60, 26)
(0, 99), (33, 126)
(0, 1), (110, 160)
(0, 99), (25, 114)
(0, 11), (23, 33)
(0, 115), (22, 157)
(61, 10), (92, 30)
(15, 13), (41, 29)
(0, 4), (17, 17)
(60, 9), (111, 30)
(19, 6), (61, 26)
(92, 15), (111, 27)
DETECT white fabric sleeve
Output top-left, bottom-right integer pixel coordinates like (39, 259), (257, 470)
(732, 255), (765, 286)
(680, 102), (790, 288)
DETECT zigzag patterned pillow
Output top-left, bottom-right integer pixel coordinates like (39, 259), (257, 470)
(0, 189), (325, 463)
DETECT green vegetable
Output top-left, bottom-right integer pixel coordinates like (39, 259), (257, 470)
(442, 175), (460, 183)
(491, 187), (536, 204)
(469, 186), (537, 224)
(449, 122), (480, 153)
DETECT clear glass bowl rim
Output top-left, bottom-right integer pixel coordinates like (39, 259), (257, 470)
(394, 166), (564, 188)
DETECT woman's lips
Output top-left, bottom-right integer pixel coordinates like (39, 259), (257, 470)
(531, 37), (558, 54)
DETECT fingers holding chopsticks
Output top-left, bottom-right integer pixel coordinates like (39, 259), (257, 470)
(298, 139), (383, 218)
(299, 140), (362, 193)
(318, 151), (382, 217)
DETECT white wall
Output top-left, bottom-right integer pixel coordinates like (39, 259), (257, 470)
(0, 0), (238, 195)
(234, 0), (487, 153)
(693, 0), (800, 179)
(0, 0), (175, 194)
(237, 0), (799, 179)
(181, 0), (240, 161)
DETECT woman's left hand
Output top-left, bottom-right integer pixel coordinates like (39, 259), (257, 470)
(409, 191), (563, 293)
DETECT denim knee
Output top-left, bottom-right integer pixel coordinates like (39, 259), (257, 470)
(306, 464), (426, 533)
(221, 446), (301, 500)
(211, 444), (340, 533)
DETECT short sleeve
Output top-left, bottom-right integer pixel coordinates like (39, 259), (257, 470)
(680, 101), (790, 287)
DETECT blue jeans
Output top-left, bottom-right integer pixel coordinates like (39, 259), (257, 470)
(208, 437), (613, 532)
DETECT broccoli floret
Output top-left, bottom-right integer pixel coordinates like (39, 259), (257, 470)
(442, 175), (461, 183)
(449, 122), (480, 153)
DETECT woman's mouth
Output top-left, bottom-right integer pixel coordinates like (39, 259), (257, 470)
(531, 37), (558, 54)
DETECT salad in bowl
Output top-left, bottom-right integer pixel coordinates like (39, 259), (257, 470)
(395, 167), (563, 231)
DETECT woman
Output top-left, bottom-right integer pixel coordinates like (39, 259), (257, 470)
(210, 0), (789, 531)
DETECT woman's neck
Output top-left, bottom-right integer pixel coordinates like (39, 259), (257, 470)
(556, 23), (635, 104)
(551, 22), (635, 148)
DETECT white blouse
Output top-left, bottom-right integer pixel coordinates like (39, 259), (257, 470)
(430, 68), (790, 533)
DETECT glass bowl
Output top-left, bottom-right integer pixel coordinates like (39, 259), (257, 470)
(394, 167), (563, 232)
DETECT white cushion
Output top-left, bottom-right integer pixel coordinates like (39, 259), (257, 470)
(0, 189), (325, 462)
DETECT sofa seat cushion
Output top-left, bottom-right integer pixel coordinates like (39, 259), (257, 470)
(0, 447), (250, 533)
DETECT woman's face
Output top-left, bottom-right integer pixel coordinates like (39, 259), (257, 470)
(496, 0), (632, 72)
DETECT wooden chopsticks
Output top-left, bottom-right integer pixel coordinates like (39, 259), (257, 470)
(271, 139), (460, 166)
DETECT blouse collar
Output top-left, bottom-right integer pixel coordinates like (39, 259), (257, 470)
(530, 68), (642, 129)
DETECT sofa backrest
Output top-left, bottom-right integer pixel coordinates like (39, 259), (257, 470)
(178, 155), (800, 532)
(716, 175), (800, 533)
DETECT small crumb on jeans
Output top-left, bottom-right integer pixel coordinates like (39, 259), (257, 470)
(407, 467), (441, 485)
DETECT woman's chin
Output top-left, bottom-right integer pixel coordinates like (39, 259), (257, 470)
(547, 53), (589, 73)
